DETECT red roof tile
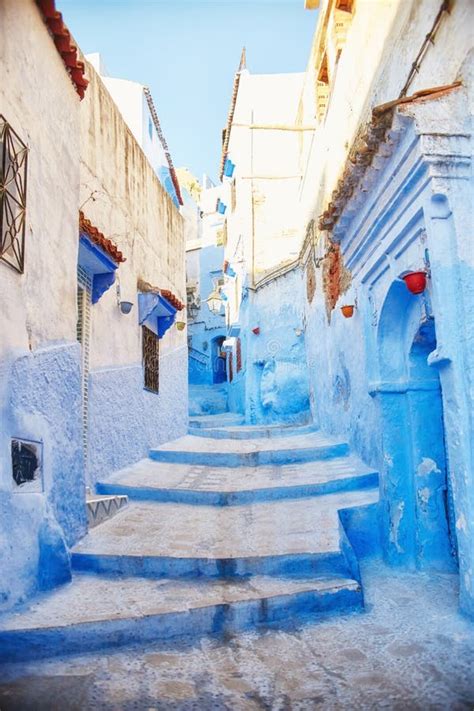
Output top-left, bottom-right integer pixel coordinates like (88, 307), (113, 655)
(79, 211), (126, 264)
(160, 289), (185, 312)
(219, 48), (246, 181)
(36, 1), (88, 100)
(137, 279), (184, 311)
(143, 88), (183, 207)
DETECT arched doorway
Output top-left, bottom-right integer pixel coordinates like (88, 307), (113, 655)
(375, 280), (457, 572)
(211, 336), (227, 384)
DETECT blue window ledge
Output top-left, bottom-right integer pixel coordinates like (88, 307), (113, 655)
(138, 291), (177, 338)
(78, 235), (118, 304)
(224, 158), (235, 178)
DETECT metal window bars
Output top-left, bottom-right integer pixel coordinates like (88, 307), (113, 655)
(0, 116), (28, 273)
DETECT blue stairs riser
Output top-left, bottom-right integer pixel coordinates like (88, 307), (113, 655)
(0, 584), (363, 664)
(149, 443), (350, 467)
(188, 423), (318, 439)
(96, 471), (378, 506)
(71, 550), (354, 580)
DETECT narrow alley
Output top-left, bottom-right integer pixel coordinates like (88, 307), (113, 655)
(0, 416), (473, 709)
(1, 0), (473, 708)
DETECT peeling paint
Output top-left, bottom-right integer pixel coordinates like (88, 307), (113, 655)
(389, 502), (405, 554)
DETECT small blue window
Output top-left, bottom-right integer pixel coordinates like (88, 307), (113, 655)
(148, 117), (153, 140)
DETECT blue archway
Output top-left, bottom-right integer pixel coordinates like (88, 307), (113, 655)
(374, 279), (457, 571)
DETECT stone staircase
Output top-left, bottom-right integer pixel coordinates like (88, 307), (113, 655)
(0, 421), (380, 662)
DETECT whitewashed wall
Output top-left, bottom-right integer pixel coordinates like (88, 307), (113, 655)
(80, 59), (188, 485)
(0, 0), (86, 610)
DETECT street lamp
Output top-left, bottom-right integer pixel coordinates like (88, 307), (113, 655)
(206, 290), (223, 315)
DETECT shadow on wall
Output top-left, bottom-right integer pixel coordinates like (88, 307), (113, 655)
(253, 358), (311, 425)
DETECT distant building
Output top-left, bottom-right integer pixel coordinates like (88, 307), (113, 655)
(185, 175), (228, 406)
(219, 50), (310, 420)
(219, 0), (474, 617)
(86, 53), (183, 209)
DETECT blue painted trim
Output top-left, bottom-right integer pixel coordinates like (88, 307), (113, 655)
(96, 473), (378, 506)
(91, 271), (116, 305)
(224, 158), (235, 178)
(78, 235), (118, 275)
(71, 549), (350, 579)
(78, 235), (118, 304)
(138, 292), (178, 338)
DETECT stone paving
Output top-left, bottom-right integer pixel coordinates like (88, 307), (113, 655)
(101, 455), (376, 494)
(73, 489), (378, 560)
(0, 560), (472, 710)
(154, 432), (346, 455)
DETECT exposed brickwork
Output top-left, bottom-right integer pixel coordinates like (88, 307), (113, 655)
(322, 238), (351, 319)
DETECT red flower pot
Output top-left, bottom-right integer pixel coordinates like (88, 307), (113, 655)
(403, 271), (427, 294)
(252, 326), (260, 335)
(341, 305), (354, 318)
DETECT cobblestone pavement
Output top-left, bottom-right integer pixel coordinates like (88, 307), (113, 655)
(0, 560), (473, 710)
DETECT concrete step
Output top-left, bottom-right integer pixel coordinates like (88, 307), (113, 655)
(150, 432), (349, 467)
(189, 413), (245, 429)
(97, 456), (378, 505)
(188, 384), (228, 417)
(86, 493), (128, 529)
(0, 574), (363, 662)
(71, 490), (378, 579)
(188, 422), (318, 440)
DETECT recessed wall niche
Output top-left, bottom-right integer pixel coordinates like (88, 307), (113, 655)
(11, 438), (43, 492)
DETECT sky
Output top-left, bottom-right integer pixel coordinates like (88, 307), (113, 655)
(61, 0), (317, 183)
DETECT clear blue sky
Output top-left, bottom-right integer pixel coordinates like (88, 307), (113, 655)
(61, 1), (317, 183)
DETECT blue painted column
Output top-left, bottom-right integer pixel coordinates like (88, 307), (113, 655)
(424, 192), (474, 616)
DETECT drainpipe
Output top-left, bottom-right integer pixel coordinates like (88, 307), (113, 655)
(399, 0), (452, 98)
(250, 108), (256, 289)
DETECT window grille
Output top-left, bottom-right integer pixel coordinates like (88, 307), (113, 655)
(77, 266), (92, 462)
(236, 337), (242, 372)
(143, 325), (159, 393)
(0, 116), (28, 273)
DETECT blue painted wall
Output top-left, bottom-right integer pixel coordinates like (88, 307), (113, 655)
(302, 101), (474, 616)
(86, 345), (188, 486)
(0, 342), (87, 611)
(241, 268), (311, 425)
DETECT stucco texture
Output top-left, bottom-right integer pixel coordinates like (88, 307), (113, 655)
(87, 345), (188, 485)
(0, 343), (87, 612)
(0, 0), (85, 611)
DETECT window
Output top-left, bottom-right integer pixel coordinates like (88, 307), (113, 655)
(0, 116), (28, 273)
(143, 325), (159, 393)
(335, 0), (354, 11)
(236, 337), (242, 373)
(11, 438), (42, 492)
(316, 54), (330, 122)
(148, 117), (153, 141)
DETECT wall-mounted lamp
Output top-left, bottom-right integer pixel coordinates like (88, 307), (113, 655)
(116, 282), (134, 315)
(294, 328), (304, 337)
(206, 290), (223, 315)
(176, 321), (186, 331)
